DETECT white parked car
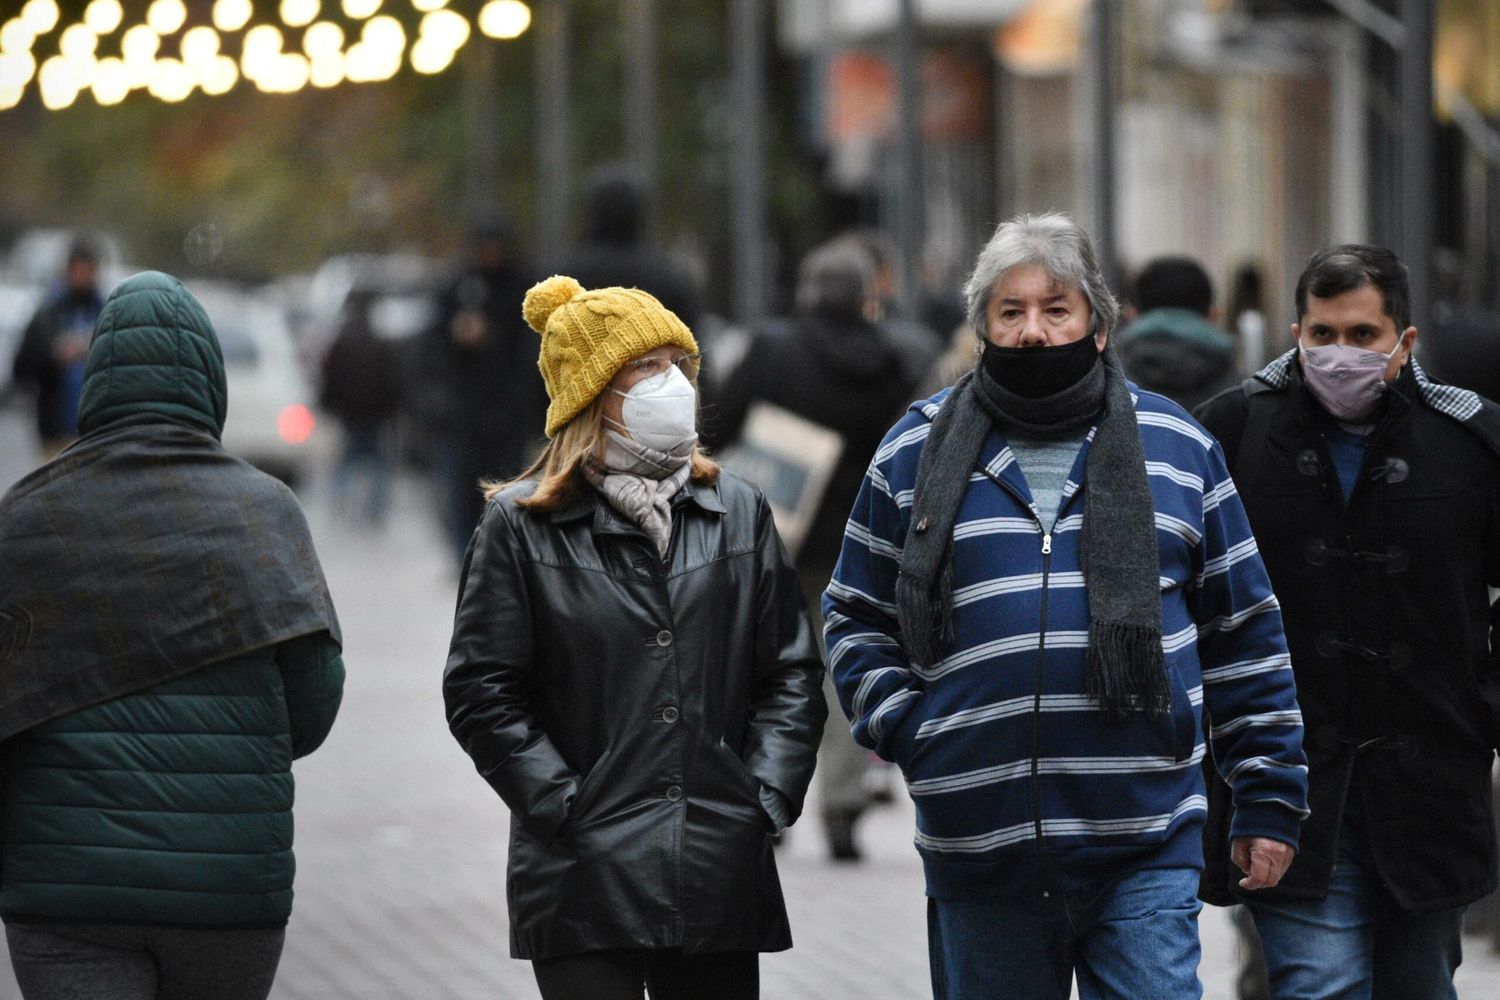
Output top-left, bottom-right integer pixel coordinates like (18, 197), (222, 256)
(191, 283), (330, 490)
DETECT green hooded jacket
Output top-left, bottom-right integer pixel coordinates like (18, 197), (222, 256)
(0, 272), (345, 928)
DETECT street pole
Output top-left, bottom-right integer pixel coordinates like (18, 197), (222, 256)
(463, 37), (500, 223)
(1400, 0), (1433, 325)
(535, 0), (572, 265)
(1089, 0), (1119, 290)
(624, 0), (659, 242)
(894, 0), (923, 319)
(729, 0), (766, 324)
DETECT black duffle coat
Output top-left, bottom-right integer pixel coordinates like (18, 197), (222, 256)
(444, 471), (826, 960)
(1196, 362), (1500, 912)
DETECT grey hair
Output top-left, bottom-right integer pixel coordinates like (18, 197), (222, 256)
(963, 212), (1119, 339)
(795, 237), (878, 320)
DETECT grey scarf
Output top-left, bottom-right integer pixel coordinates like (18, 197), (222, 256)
(895, 348), (1168, 718)
(585, 431), (694, 557)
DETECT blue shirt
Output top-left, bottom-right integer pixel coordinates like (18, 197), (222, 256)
(1326, 427), (1368, 501)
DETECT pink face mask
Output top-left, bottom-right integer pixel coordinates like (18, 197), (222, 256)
(1299, 342), (1401, 422)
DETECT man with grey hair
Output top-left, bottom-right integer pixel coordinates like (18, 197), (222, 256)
(706, 234), (923, 862)
(825, 212), (1308, 997)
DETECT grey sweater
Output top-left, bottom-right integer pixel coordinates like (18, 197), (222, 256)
(1006, 430), (1087, 530)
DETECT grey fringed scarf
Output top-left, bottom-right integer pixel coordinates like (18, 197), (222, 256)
(895, 348), (1169, 718)
(585, 431), (694, 558)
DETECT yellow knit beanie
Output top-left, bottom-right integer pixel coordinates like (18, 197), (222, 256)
(524, 275), (699, 437)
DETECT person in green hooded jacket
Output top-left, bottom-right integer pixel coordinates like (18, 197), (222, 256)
(1117, 256), (1240, 413)
(0, 271), (345, 1000)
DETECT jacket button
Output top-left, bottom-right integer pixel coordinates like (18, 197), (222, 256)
(665, 784), (683, 802)
(656, 629), (673, 647)
(661, 706), (680, 723)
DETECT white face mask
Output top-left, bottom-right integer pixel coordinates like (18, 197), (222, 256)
(608, 364), (699, 453)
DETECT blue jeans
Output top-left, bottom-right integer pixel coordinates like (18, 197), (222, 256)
(927, 866), (1203, 1000)
(1246, 824), (1465, 1000)
(333, 424), (394, 524)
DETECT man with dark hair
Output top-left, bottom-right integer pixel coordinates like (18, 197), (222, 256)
(10, 241), (104, 458)
(1196, 243), (1500, 999)
(1118, 255), (1238, 412)
(1136, 256), (1216, 317)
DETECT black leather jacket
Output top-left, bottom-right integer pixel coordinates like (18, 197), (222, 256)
(1197, 365), (1500, 912)
(444, 471), (826, 959)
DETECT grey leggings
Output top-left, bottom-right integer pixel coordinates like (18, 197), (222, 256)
(5, 922), (285, 1000)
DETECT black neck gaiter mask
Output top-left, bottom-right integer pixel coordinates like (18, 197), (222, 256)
(982, 334), (1101, 399)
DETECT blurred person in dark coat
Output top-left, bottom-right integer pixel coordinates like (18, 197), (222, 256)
(849, 228), (946, 381)
(320, 289), (403, 525)
(10, 240), (104, 459)
(705, 236), (920, 861)
(419, 220), (547, 563)
(1421, 301), (1500, 403)
(559, 165), (703, 331)
(1118, 256), (1238, 412)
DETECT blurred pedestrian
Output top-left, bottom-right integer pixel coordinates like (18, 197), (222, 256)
(9, 240), (104, 459)
(418, 219), (546, 563)
(1117, 255), (1237, 411)
(825, 213), (1308, 999)
(849, 228), (946, 380)
(1227, 263), (1268, 376)
(706, 236), (918, 861)
(443, 276), (825, 1000)
(1195, 244), (1500, 1000)
(0, 272), (345, 1000)
(1420, 300), (1500, 403)
(320, 289), (402, 525)
(560, 165), (702, 330)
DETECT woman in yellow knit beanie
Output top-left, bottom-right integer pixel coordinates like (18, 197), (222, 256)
(444, 276), (826, 1000)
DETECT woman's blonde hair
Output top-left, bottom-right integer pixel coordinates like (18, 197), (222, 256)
(484, 397), (719, 511)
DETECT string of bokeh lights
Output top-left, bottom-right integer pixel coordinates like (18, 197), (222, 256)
(0, 0), (533, 112)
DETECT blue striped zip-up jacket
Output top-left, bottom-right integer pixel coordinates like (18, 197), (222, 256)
(824, 385), (1309, 899)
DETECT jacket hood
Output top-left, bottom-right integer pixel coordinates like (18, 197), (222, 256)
(77, 271), (228, 438)
(1120, 308), (1234, 353)
(1118, 308), (1235, 395)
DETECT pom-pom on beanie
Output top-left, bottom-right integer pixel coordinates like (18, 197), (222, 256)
(523, 275), (699, 437)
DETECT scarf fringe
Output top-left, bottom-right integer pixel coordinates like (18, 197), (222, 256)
(896, 551), (956, 669)
(896, 573), (933, 667)
(1086, 621), (1171, 720)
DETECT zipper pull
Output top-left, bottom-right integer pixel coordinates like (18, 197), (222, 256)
(1041, 533), (1052, 556)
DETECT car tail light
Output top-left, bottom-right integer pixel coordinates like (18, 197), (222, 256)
(278, 404), (316, 445)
